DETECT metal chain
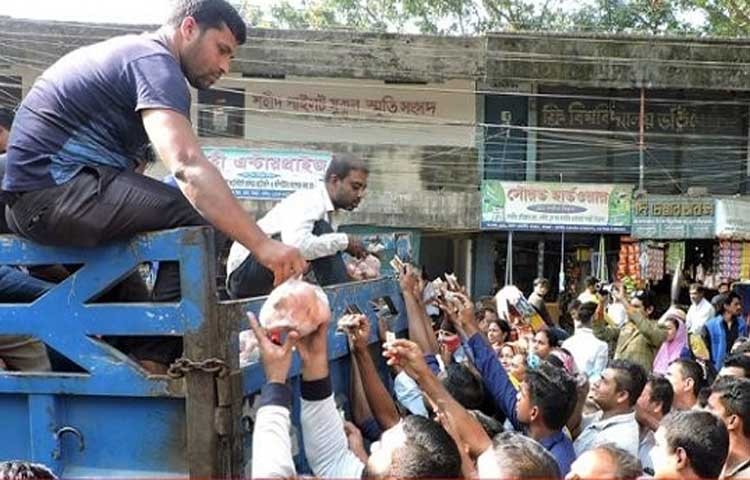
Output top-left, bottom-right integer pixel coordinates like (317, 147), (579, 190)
(167, 357), (229, 379)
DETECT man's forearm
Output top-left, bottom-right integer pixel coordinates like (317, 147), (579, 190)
(403, 292), (438, 354)
(353, 347), (400, 429)
(176, 161), (268, 252)
(417, 369), (491, 457)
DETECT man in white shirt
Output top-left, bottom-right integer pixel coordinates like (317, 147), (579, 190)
(572, 359), (646, 458)
(686, 283), (715, 335)
(226, 154), (368, 298)
(563, 302), (609, 381)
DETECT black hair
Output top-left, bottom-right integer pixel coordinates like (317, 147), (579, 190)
(724, 354), (750, 378)
(720, 292), (742, 315)
(166, 0), (247, 44)
(609, 359), (648, 407)
(441, 363), (485, 410)
(584, 276), (598, 288)
(470, 409), (504, 438)
(324, 153), (369, 182)
(533, 277), (550, 289)
(671, 358), (706, 398)
(567, 299), (582, 313)
(536, 329), (562, 349)
(661, 410), (729, 479)
(0, 107), (14, 131)
(577, 301), (598, 326)
(394, 415), (462, 478)
(711, 376), (750, 437)
(633, 289), (655, 312)
(524, 362), (578, 431)
(492, 318), (512, 337)
(491, 432), (561, 479)
(647, 375), (674, 417)
(689, 283), (705, 295)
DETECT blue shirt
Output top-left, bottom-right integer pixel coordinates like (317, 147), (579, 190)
(540, 431), (576, 476)
(3, 33), (190, 191)
(467, 333), (576, 475)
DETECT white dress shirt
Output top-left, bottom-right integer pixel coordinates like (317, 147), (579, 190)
(227, 182), (349, 276)
(686, 298), (715, 334)
(639, 428), (656, 474)
(562, 327), (609, 381)
(573, 410), (640, 458)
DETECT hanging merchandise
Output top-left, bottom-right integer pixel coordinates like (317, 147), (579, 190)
(716, 240), (742, 282)
(642, 243), (665, 282)
(617, 237), (641, 281)
(666, 242), (685, 276)
(742, 242), (750, 280)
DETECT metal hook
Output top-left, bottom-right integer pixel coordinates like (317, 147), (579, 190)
(52, 426), (85, 459)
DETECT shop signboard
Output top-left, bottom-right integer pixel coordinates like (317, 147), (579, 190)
(631, 196), (715, 239)
(716, 199), (750, 239)
(203, 147), (332, 200)
(480, 181), (633, 233)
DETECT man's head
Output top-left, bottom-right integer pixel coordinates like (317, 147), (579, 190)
(440, 363), (485, 410)
(567, 299), (582, 325)
(324, 153), (368, 211)
(720, 354), (750, 378)
(515, 362), (577, 431)
(366, 416), (461, 478)
(636, 375), (673, 426)
(666, 359), (704, 408)
(0, 107), (14, 153)
(689, 283), (705, 305)
(719, 292), (743, 318)
(478, 307), (500, 334)
(167, 0), (246, 89)
(566, 444), (643, 480)
(652, 410), (729, 479)
(533, 278), (550, 296)
(584, 276), (598, 293)
(707, 376), (750, 441)
(591, 360), (647, 413)
(719, 282), (731, 295)
(631, 290), (656, 318)
(577, 302), (598, 329)
(488, 431), (561, 479)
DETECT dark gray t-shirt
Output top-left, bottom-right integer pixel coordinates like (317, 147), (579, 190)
(2, 33), (190, 191)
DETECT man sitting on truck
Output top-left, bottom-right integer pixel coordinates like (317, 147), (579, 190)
(226, 154), (369, 299)
(0, 0), (306, 372)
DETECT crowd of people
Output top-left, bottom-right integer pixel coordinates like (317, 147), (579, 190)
(250, 265), (750, 479)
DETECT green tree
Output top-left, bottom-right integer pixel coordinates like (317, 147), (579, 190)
(692, 0), (750, 35)
(260, 0), (575, 35)
(252, 0), (750, 37)
(571, 0), (697, 34)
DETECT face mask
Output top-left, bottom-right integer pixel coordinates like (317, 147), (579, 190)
(439, 332), (461, 353)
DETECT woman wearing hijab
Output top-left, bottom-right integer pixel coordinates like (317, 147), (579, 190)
(653, 308), (688, 376)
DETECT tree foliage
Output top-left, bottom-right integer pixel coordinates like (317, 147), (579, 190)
(248, 0), (750, 37)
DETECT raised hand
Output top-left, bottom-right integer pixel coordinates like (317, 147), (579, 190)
(247, 312), (298, 383)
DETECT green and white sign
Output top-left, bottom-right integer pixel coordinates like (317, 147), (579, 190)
(481, 181), (632, 233)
